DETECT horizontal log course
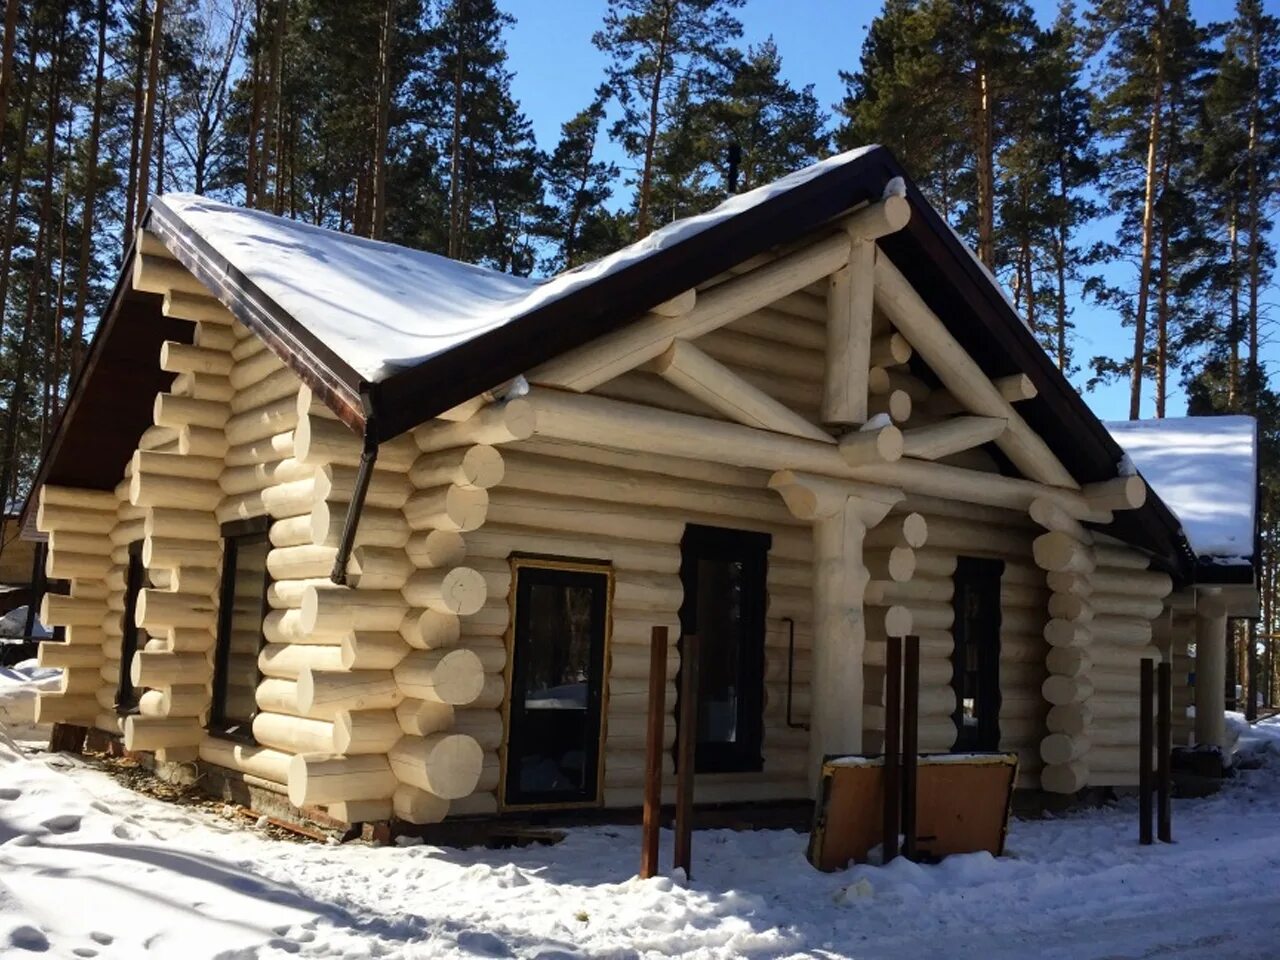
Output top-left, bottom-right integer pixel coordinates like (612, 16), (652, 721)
(1092, 541), (1157, 571)
(36, 503), (116, 537)
(154, 393), (228, 431)
(401, 609), (463, 650)
(300, 586), (405, 634)
(315, 464), (413, 509)
(395, 649), (486, 705)
(343, 545), (415, 591)
(727, 307), (825, 351)
(48, 530), (113, 557)
(388, 733), (484, 800)
(131, 651), (210, 688)
(228, 367), (298, 416)
(288, 754), (399, 807)
(39, 484), (119, 513)
(1047, 593), (1092, 622)
(46, 550), (112, 581)
(334, 709), (403, 754)
(136, 590), (217, 632)
(142, 537), (219, 571)
(159, 684), (209, 717)
(326, 798), (393, 824)
(460, 635), (507, 674)
(59, 668), (103, 697)
(309, 502), (409, 550)
(124, 715), (204, 752)
(258, 643), (346, 679)
(131, 472), (222, 512)
(255, 677), (324, 719)
(143, 507), (219, 543)
(404, 530), (467, 570)
(393, 784), (450, 825)
(176, 424), (229, 462)
(1091, 617), (1152, 646)
(471, 674), (505, 709)
(252, 711), (336, 754)
(1040, 733), (1089, 765)
(1090, 592), (1165, 620)
(410, 444), (506, 491)
(41, 594), (109, 628)
(37, 641), (104, 670)
(338, 632), (410, 671)
(403, 485), (490, 534)
(295, 412), (417, 471)
(230, 346), (285, 391)
(267, 544), (338, 582)
(259, 477), (321, 519)
(160, 340), (233, 377)
(1040, 760), (1088, 794)
(225, 431), (294, 468)
(395, 698), (454, 737)
(402, 566), (488, 615)
(296, 668), (403, 716)
(34, 692), (97, 725)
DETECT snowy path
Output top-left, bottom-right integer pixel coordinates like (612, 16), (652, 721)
(0, 718), (1278, 958)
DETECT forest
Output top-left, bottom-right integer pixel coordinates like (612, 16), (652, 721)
(0, 0), (1277, 699)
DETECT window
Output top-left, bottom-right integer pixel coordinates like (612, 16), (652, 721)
(678, 525), (770, 773)
(951, 556), (1004, 752)
(504, 560), (610, 807)
(117, 540), (149, 713)
(210, 518), (272, 741)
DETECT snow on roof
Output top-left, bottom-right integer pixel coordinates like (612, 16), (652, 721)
(157, 145), (879, 383)
(1104, 416), (1258, 561)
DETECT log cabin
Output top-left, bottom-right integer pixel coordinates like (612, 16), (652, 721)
(18, 145), (1260, 827)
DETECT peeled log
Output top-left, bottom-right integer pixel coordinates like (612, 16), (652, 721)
(123, 715), (204, 752)
(1033, 532), (1095, 574)
(333, 709), (403, 754)
(252, 712), (336, 754)
(410, 445), (505, 490)
(402, 566), (487, 615)
(392, 784), (450, 825)
(131, 651), (210, 688)
(346, 547), (414, 591)
(35, 693), (97, 725)
(394, 649), (485, 705)
(396, 699), (455, 736)
(340, 632), (409, 671)
(296, 668), (403, 716)
(404, 530), (467, 569)
(401, 609), (462, 650)
(1040, 733), (1089, 765)
(1041, 761), (1088, 794)
(1042, 674), (1093, 705)
(403, 486), (489, 533)
(387, 733), (484, 800)
(413, 398), (536, 453)
(327, 798), (393, 824)
(287, 754), (399, 807)
(300, 586), (405, 634)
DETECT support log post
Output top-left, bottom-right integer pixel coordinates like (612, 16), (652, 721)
(901, 634), (920, 862)
(1157, 659), (1173, 843)
(674, 632), (699, 880)
(1139, 656), (1154, 845)
(640, 625), (669, 880)
(883, 635), (902, 863)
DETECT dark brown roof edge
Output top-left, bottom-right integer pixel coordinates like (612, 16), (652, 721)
(145, 199), (367, 433)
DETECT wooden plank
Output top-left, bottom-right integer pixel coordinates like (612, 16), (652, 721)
(674, 633), (700, 879)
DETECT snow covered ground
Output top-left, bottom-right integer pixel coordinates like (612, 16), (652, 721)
(1, 683), (1279, 959)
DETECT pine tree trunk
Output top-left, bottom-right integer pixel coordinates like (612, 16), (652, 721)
(1245, 29), (1261, 414)
(270, 0), (288, 215)
(47, 186), (69, 433)
(0, 5), (63, 524)
(134, 0), (165, 227)
(0, 0), (21, 166)
(1227, 203), (1240, 408)
(124, 0), (147, 254)
(635, 0), (672, 239)
(69, 0), (107, 380)
(0, 28), (37, 349)
(447, 21), (464, 258)
(156, 79), (167, 196)
(370, 0), (395, 240)
(1127, 3), (1166, 421)
(974, 63), (995, 268)
(262, 0), (286, 213)
(245, 0), (264, 205)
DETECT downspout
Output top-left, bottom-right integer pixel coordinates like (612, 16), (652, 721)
(330, 384), (379, 585)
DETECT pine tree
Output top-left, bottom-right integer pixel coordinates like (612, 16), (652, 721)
(593, 0), (744, 236)
(535, 91), (620, 272)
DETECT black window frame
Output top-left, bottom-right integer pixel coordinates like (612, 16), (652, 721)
(677, 523), (771, 775)
(951, 555), (1005, 752)
(208, 516), (272, 743)
(504, 560), (611, 809)
(116, 540), (147, 714)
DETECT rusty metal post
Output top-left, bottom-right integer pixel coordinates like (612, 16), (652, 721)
(901, 635), (920, 861)
(1139, 657), (1154, 845)
(883, 635), (902, 863)
(640, 626), (669, 879)
(674, 633), (700, 879)
(1157, 660), (1173, 843)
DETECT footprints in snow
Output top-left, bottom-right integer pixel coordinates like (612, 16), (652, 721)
(0, 787), (21, 801)
(39, 813), (81, 834)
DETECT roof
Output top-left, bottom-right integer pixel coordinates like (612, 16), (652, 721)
(25, 145), (1220, 582)
(1106, 416), (1258, 573)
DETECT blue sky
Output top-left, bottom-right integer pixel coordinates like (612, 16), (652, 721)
(498, 0), (1277, 421)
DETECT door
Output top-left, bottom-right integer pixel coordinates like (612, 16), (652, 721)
(678, 524), (770, 773)
(504, 561), (610, 807)
(951, 556), (1004, 752)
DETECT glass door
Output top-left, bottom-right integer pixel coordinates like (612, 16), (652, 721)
(504, 562), (610, 807)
